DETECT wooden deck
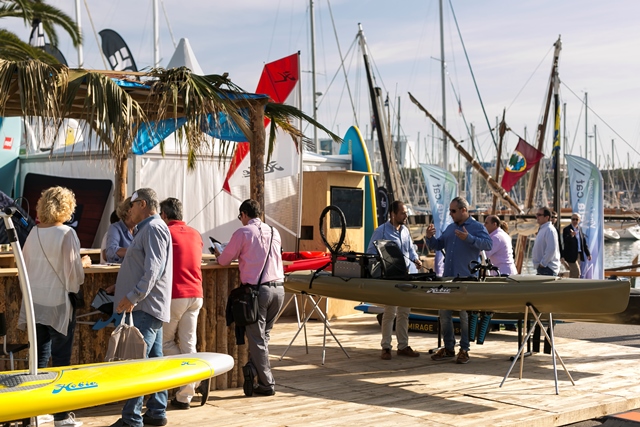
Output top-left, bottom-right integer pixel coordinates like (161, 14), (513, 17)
(73, 313), (640, 427)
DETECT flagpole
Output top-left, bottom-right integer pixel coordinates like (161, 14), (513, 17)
(296, 51), (304, 253)
(552, 73), (561, 235)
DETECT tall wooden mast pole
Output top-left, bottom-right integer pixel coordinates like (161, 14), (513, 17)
(358, 24), (403, 203)
(513, 36), (562, 273)
(491, 109), (507, 214)
(409, 93), (522, 214)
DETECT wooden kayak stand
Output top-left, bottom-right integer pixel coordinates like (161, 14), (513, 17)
(501, 303), (575, 394)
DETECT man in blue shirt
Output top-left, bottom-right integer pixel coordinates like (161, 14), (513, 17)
(532, 207), (560, 276)
(111, 188), (173, 427)
(367, 201), (422, 360)
(425, 196), (492, 364)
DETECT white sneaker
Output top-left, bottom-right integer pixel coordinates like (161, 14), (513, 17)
(54, 413), (83, 427)
(38, 414), (55, 424)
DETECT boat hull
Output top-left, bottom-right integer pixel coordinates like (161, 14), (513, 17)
(285, 272), (630, 315)
(0, 352), (234, 422)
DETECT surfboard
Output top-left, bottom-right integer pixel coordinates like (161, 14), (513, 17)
(0, 352), (234, 422)
(339, 126), (378, 247)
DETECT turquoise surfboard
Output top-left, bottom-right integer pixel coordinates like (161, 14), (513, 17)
(340, 126), (378, 247)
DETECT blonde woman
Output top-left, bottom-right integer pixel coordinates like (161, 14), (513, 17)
(19, 186), (90, 427)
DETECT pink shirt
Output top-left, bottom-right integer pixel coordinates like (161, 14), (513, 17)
(217, 218), (284, 284)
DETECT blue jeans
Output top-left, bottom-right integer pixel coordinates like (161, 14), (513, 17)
(36, 309), (76, 421)
(439, 309), (469, 352)
(122, 311), (167, 427)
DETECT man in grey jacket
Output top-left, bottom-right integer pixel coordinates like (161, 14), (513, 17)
(110, 188), (173, 427)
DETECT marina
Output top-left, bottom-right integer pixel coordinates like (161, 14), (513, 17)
(71, 313), (640, 427)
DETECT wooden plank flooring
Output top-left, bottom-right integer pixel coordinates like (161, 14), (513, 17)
(72, 313), (640, 426)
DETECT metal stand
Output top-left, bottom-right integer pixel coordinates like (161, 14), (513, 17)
(279, 292), (349, 365)
(429, 316), (443, 354)
(500, 304), (575, 394)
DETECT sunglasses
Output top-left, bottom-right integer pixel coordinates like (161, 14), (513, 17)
(571, 218), (579, 221)
(237, 213), (243, 220)
(535, 213), (546, 217)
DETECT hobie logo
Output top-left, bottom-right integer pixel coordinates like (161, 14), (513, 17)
(52, 381), (98, 394)
(181, 361), (196, 366)
(425, 287), (451, 294)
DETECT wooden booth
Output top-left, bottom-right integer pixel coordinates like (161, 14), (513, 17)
(298, 170), (369, 318)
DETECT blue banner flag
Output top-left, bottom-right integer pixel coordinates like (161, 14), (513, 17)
(420, 164), (458, 276)
(566, 155), (604, 279)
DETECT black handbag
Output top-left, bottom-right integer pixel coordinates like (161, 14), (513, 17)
(229, 285), (260, 327)
(228, 225), (273, 327)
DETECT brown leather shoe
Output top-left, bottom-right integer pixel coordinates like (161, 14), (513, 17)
(397, 346), (420, 357)
(431, 348), (455, 361)
(381, 348), (392, 360)
(456, 349), (470, 364)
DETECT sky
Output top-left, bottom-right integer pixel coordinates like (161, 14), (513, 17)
(4, 0), (640, 170)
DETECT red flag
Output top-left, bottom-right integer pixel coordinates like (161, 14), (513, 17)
(222, 53), (299, 193)
(500, 138), (544, 192)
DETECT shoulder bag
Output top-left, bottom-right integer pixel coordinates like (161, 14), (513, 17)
(229, 225), (273, 327)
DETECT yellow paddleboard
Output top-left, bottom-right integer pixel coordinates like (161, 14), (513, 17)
(0, 352), (233, 422)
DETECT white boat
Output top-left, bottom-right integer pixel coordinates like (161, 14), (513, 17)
(617, 224), (640, 240)
(604, 228), (621, 241)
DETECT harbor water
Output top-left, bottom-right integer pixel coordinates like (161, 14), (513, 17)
(521, 239), (640, 278)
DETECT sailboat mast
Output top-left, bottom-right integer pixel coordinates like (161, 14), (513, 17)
(75, 0), (83, 67)
(310, 0), (319, 153)
(513, 36), (562, 273)
(358, 23), (401, 203)
(153, 0), (160, 67)
(439, 0), (448, 171)
(552, 74), (561, 234)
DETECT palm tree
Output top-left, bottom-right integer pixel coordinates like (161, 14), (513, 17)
(0, 60), (340, 208)
(0, 0), (81, 63)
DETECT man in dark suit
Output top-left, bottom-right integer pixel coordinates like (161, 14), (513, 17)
(561, 213), (591, 278)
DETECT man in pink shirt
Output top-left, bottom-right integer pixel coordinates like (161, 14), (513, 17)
(216, 199), (284, 397)
(159, 198), (208, 409)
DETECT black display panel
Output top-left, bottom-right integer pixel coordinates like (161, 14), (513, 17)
(330, 186), (363, 228)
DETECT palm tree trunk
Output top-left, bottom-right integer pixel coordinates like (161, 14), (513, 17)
(249, 100), (269, 216)
(115, 155), (128, 205)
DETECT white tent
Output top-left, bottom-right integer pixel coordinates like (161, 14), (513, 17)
(166, 38), (204, 75)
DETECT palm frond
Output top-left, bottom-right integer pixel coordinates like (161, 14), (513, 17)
(0, 29), (57, 63)
(31, 2), (82, 47)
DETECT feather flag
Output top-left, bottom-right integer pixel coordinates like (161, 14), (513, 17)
(501, 138), (544, 192)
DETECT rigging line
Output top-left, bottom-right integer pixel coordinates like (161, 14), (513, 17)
(315, 38), (357, 110)
(186, 188), (225, 227)
(568, 96), (584, 155)
(82, 0), (108, 69)
(507, 45), (552, 112)
(159, 0), (176, 49)
(265, 0), (281, 60)
(562, 81), (640, 158)
(445, 69), (478, 159)
(326, 0), (358, 128)
(447, 0), (497, 152)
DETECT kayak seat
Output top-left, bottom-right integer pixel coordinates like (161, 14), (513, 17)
(373, 240), (437, 281)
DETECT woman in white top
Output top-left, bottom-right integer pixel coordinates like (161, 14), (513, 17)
(19, 186), (90, 427)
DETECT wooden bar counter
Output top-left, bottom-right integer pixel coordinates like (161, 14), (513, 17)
(0, 259), (247, 390)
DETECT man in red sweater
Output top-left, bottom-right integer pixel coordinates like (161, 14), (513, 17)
(159, 197), (208, 409)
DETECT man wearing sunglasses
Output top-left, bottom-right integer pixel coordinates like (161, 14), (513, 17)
(531, 207), (560, 276)
(425, 196), (492, 365)
(560, 213), (591, 278)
